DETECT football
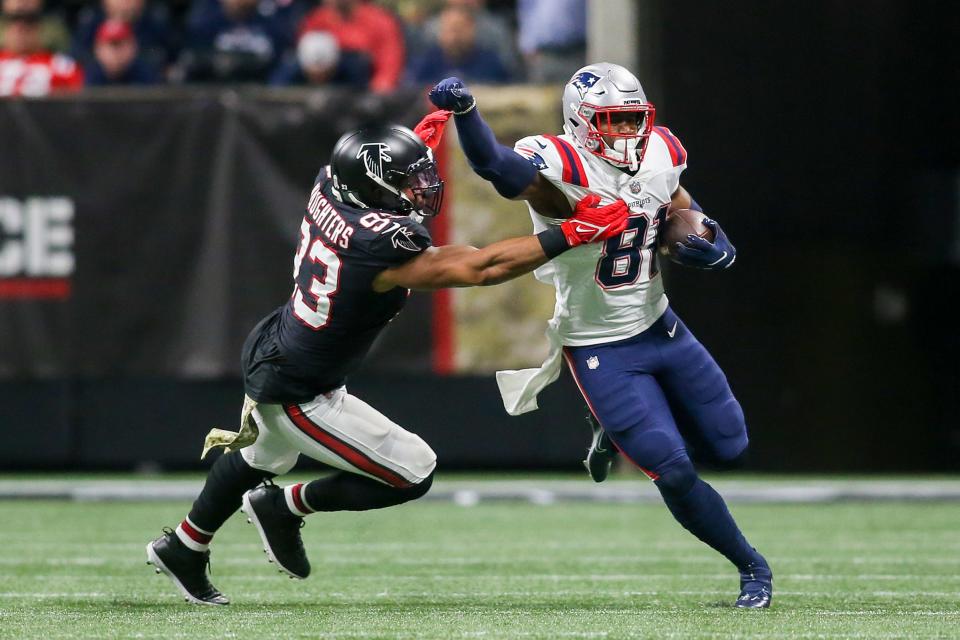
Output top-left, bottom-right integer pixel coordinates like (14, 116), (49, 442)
(658, 208), (715, 258)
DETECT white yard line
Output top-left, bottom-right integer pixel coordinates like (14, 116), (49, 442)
(5, 630), (956, 640)
(1, 478), (960, 503)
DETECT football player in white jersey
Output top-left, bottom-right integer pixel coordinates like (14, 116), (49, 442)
(429, 64), (772, 608)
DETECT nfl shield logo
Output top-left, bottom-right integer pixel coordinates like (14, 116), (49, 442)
(586, 356), (600, 370)
(630, 181), (641, 194)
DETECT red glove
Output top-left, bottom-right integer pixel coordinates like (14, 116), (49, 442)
(413, 109), (452, 151)
(560, 194), (629, 246)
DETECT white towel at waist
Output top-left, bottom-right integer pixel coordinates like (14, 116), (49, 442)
(495, 321), (563, 415)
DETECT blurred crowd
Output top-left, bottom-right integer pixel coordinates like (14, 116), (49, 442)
(0, 0), (587, 97)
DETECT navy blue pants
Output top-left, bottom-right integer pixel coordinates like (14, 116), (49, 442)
(564, 307), (748, 478)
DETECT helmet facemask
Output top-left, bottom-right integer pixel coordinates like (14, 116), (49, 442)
(368, 153), (444, 219)
(579, 103), (655, 172)
(398, 156), (444, 218)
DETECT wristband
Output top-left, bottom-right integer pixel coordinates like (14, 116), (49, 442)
(452, 98), (477, 115)
(536, 226), (570, 259)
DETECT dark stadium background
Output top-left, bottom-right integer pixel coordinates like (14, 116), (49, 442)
(1, 0), (956, 473)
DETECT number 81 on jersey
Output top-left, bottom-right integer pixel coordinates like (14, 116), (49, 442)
(595, 203), (667, 288)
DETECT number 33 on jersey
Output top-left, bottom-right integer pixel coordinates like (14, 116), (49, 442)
(285, 167), (431, 339)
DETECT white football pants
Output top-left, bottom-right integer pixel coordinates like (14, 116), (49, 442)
(240, 386), (436, 487)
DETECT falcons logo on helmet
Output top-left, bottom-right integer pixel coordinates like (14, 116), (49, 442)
(571, 71), (601, 98)
(357, 143), (392, 180)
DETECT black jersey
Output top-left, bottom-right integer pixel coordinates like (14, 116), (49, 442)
(242, 166), (432, 404)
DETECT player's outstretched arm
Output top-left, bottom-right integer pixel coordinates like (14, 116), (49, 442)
(375, 237), (551, 290)
(429, 77), (568, 215)
(670, 186), (737, 270)
(374, 196), (628, 291)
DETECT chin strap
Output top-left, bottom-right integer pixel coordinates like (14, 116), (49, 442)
(609, 137), (641, 171)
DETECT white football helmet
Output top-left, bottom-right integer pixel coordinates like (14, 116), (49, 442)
(562, 62), (656, 171)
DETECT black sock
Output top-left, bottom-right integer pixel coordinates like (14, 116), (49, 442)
(301, 470), (433, 512)
(186, 451), (273, 533)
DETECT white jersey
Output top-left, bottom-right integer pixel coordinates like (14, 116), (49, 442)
(496, 127), (688, 414)
(514, 126), (688, 346)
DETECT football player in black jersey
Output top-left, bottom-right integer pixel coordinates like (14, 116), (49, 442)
(145, 122), (629, 605)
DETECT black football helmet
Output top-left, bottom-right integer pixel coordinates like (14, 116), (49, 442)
(329, 125), (444, 218)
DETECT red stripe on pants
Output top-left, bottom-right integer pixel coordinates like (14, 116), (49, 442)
(283, 404), (412, 488)
(561, 348), (660, 481)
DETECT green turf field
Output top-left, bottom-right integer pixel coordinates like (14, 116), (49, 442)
(0, 488), (957, 639)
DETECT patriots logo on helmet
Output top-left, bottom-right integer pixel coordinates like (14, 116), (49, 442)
(357, 143), (392, 180)
(571, 72), (601, 98)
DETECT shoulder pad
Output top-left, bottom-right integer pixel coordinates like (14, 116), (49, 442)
(650, 126), (688, 168)
(514, 135), (557, 173)
(364, 213), (433, 265)
(315, 164), (330, 185)
(514, 135), (590, 188)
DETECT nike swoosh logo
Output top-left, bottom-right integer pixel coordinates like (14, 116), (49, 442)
(536, 140), (547, 149)
(707, 251), (728, 267)
(667, 320), (678, 338)
(574, 224), (603, 237)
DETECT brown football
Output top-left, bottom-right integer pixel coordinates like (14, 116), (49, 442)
(658, 208), (715, 258)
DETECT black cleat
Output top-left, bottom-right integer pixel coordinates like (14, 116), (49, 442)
(146, 528), (229, 605)
(735, 560), (773, 608)
(241, 484), (311, 579)
(582, 412), (618, 483)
